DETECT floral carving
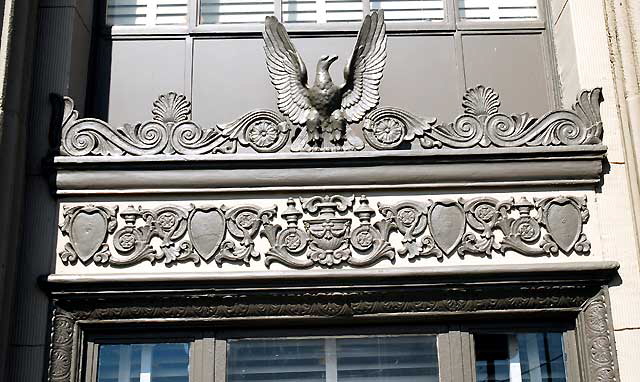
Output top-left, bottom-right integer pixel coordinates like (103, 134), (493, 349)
(58, 195), (592, 268)
(246, 121), (279, 148)
(152, 92), (191, 125)
(581, 292), (619, 382)
(58, 93), (292, 156)
(56, 87), (603, 156)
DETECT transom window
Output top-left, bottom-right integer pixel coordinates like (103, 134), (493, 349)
(105, 0), (539, 26)
(88, 328), (568, 382)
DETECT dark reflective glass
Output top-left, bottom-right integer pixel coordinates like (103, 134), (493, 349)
(227, 335), (438, 382)
(475, 332), (567, 382)
(97, 343), (189, 382)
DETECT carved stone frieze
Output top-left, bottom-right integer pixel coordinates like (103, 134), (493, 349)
(363, 86), (603, 150)
(58, 194), (592, 269)
(55, 86), (602, 156)
(58, 94), (293, 156)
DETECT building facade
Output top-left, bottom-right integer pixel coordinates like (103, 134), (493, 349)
(0, 0), (639, 381)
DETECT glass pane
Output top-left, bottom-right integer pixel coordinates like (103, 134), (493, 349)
(475, 333), (567, 382)
(458, 0), (539, 21)
(97, 343), (190, 382)
(371, 0), (444, 22)
(227, 338), (327, 381)
(227, 335), (438, 381)
(336, 336), (439, 381)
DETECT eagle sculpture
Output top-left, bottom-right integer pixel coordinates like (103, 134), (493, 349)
(263, 11), (387, 151)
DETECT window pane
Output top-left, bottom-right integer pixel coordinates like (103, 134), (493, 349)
(106, 0), (188, 26)
(227, 335), (438, 382)
(458, 0), (539, 21)
(97, 343), (190, 382)
(371, 0), (445, 22)
(336, 336), (439, 381)
(475, 333), (567, 382)
(227, 338), (327, 381)
(200, 0), (275, 24)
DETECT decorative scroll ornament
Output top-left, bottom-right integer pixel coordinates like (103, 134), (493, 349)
(581, 292), (619, 382)
(419, 86), (603, 148)
(58, 194), (592, 268)
(59, 93), (292, 156)
(57, 86), (602, 156)
(263, 11), (386, 152)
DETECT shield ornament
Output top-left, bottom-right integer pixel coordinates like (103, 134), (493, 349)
(189, 206), (226, 261)
(545, 200), (582, 253)
(429, 200), (466, 254)
(69, 209), (108, 263)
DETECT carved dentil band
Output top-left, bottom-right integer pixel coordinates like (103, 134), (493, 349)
(58, 194), (592, 269)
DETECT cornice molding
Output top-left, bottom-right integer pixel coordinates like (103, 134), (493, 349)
(48, 86), (607, 194)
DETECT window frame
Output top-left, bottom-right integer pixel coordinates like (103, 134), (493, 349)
(101, 0), (549, 36)
(81, 321), (578, 382)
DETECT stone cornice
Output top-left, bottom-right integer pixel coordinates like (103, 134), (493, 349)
(49, 87), (607, 194)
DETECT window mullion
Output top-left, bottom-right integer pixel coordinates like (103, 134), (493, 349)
(147, 0), (159, 26)
(363, 0), (370, 17)
(317, 0), (327, 23)
(325, 338), (338, 382)
(275, 0), (283, 22)
(214, 339), (227, 382)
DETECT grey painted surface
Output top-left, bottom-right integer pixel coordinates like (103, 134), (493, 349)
(106, 39), (187, 127)
(461, 32), (552, 117)
(53, 145), (606, 193)
(103, 32), (552, 130)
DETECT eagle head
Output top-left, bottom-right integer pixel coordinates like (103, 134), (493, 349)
(317, 54), (338, 71)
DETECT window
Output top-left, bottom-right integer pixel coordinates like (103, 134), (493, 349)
(104, 0), (543, 27)
(106, 0), (189, 26)
(86, 327), (570, 382)
(474, 333), (567, 382)
(96, 343), (190, 382)
(226, 335), (439, 381)
(458, 0), (539, 21)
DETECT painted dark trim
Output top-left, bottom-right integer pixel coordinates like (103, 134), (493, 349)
(43, 261), (620, 382)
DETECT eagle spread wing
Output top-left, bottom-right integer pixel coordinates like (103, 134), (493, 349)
(263, 16), (312, 125)
(341, 10), (387, 123)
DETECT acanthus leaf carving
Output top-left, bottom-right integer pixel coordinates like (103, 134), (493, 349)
(58, 194), (593, 269)
(56, 87), (603, 157)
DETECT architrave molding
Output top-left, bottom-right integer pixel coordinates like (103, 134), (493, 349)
(43, 261), (620, 382)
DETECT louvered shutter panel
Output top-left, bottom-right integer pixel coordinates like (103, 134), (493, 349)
(106, 0), (148, 25)
(200, 0), (275, 24)
(106, 0), (187, 26)
(371, 0), (444, 22)
(283, 0), (362, 24)
(458, 0), (539, 21)
(155, 0), (188, 24)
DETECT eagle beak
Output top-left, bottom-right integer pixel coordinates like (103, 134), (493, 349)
(328, 55), (338, 64)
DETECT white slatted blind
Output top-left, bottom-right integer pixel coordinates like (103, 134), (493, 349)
(200, 0), (275, 24)
(107, 0), (187, 26)
(458, 0), (538, 21)
(283, 0), (362, 23)
(371, 0), (444, 22)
